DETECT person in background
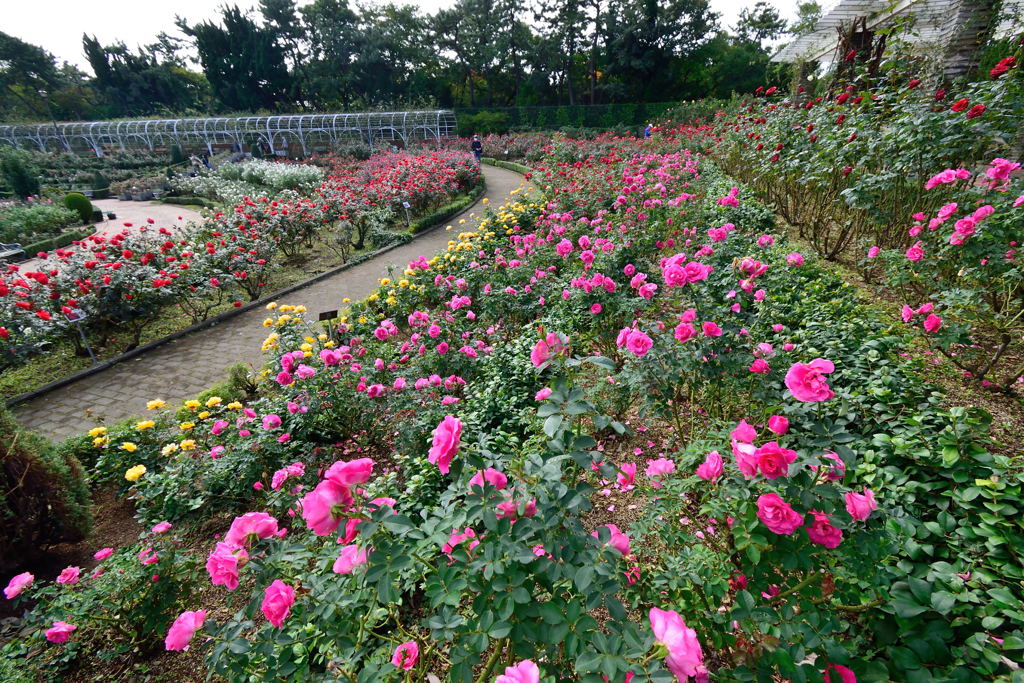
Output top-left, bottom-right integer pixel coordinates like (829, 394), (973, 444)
(470, 135), (483, 163)
(644, 123), (653, 138)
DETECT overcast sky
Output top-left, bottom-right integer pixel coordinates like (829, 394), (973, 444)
(6, 0), (803, 72)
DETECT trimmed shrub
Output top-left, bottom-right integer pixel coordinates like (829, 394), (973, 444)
(21, 227), (94, 256)
(0, 408), (92, 573)
(63, 192), (93, 223)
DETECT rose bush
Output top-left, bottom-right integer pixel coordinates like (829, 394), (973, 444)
(2, 119), (1022, 682)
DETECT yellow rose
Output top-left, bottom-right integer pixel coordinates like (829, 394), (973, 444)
(342, 297), (351, 303)
(180, 439), (197, 451)
(124, 465), (146, 482)
(120, 442), (138, 452)
(227, 401), (243, 410)
(146, 399), (165, 410)
(198, 411), (210, 420)
(263, 318), (274, 327)
(88, 426), (107, 437)
(266, 302), (278, 310)
(92, 436), (108, 448)
(294, 305), (307, 313)
(135, 420), (155, 431)
(161, 443), (179, 456)
(183, 400), (201, 410)
(179, 422), (195, 431)
(205, 397), (222, 408)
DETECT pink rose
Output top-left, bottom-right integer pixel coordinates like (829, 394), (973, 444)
(696, 451), (723, 482)
(867, 246), (880, 258)
(767, 415), (789, 435)
(701, 321), (722, 337)
(45, 620), (77, 644)
(333, 544), (368, 574)
(756, 493), (804, 535)
(261, 580), (295, 628)
(649, 607), (705, 680)
(825, 663), (857, 683)
(645, 457), (676, 487)
(495, 660), (540, 683)
(806, 511), (843, 548)
(392, 641), (419, 670)
(784, 358), (835, 402)
(592, 523), (630, 556)
(164, 610), (207, 651)
(262, 413), (282, 430)
(530, 332), (566, 367)
(923, 314), (943, 333)
(325, 458), (374, 487)
(428, 416), (462, 474)
(224, 512), (279, 548)
(732, 440), (758, 478)
(749, 358), (770, 374)
(535, 387), (552, 401)
(206, 541), (247, 590)
(4, 572), (33, 599)
(151, 521), (172, 534)
(731, 419), (757, 443)
(469, 468), (508, 490)
(300, 479), (353, 536)
(56, 566), (81, 585)
(624, 329), (653, 357)
(845, 488), (877, 521)
(674, 322), (696, 342)
(786, 252), (804, 266)
(754, 441), (798, 479)
(93, 548), (114, 561)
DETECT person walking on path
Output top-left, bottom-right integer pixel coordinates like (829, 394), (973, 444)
(470, 135), (483, 163)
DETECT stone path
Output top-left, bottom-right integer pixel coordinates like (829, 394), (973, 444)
(12, 165), (534, 440)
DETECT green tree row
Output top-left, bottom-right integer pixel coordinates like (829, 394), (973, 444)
(0, 0), (821, 122)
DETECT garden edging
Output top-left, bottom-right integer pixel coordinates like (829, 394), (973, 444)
(4, 178), (489, 409)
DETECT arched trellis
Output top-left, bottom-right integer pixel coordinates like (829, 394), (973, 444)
(0, 111), (457, 157)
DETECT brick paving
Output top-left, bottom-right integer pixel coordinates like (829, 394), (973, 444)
(12, 165), (534, 440)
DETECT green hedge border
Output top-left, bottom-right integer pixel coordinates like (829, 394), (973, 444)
(408, 180), (486, 235)
(21, 227), (95, 256)
(480, 158), (531, 175)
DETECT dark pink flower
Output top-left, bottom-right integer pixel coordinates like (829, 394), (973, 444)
(261, 580), (295, 628)
(756, 493), (804, 535)
(784, 359), (835, 402)
(428, 416), (462, 474)
(805, 511), (843, 548)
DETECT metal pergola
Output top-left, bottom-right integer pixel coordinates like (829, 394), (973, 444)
(0, 111), (458, 156)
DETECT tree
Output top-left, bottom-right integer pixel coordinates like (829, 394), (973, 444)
(0, 31), (63, 121)
(177, 6), (292, 112)
(603, 0), (719, 102)
(790, 1), (823, 37)
(735, 1), (788, 48)
(82, 35), (210, 118)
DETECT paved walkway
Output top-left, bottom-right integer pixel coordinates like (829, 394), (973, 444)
(13, 166), (534, 440)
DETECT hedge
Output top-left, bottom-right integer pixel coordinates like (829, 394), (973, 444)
(481, 158), (532, 175)
(21, 227), (95, 256)
(408, 181), (486, 235)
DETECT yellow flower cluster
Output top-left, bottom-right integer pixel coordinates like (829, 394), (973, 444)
(135, 420), (155, 431)
(124, 464), (146, 482)
(262, 332), (280, 351)
(183, 400), (201, 411)
(147, 399), (166, 410)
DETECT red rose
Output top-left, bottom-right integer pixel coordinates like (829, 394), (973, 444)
(951, 98), (969, 112)
(966, 104), (986, 119)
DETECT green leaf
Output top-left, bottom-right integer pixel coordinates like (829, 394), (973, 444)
(575, 565), (595, 592)
(540, 601), (563, 625)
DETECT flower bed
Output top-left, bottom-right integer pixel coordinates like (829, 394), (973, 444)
(0, 151), (480, 380)
(3, 131), (1020, 682)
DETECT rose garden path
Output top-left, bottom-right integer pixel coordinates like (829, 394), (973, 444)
(13, 165), (534, 440)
